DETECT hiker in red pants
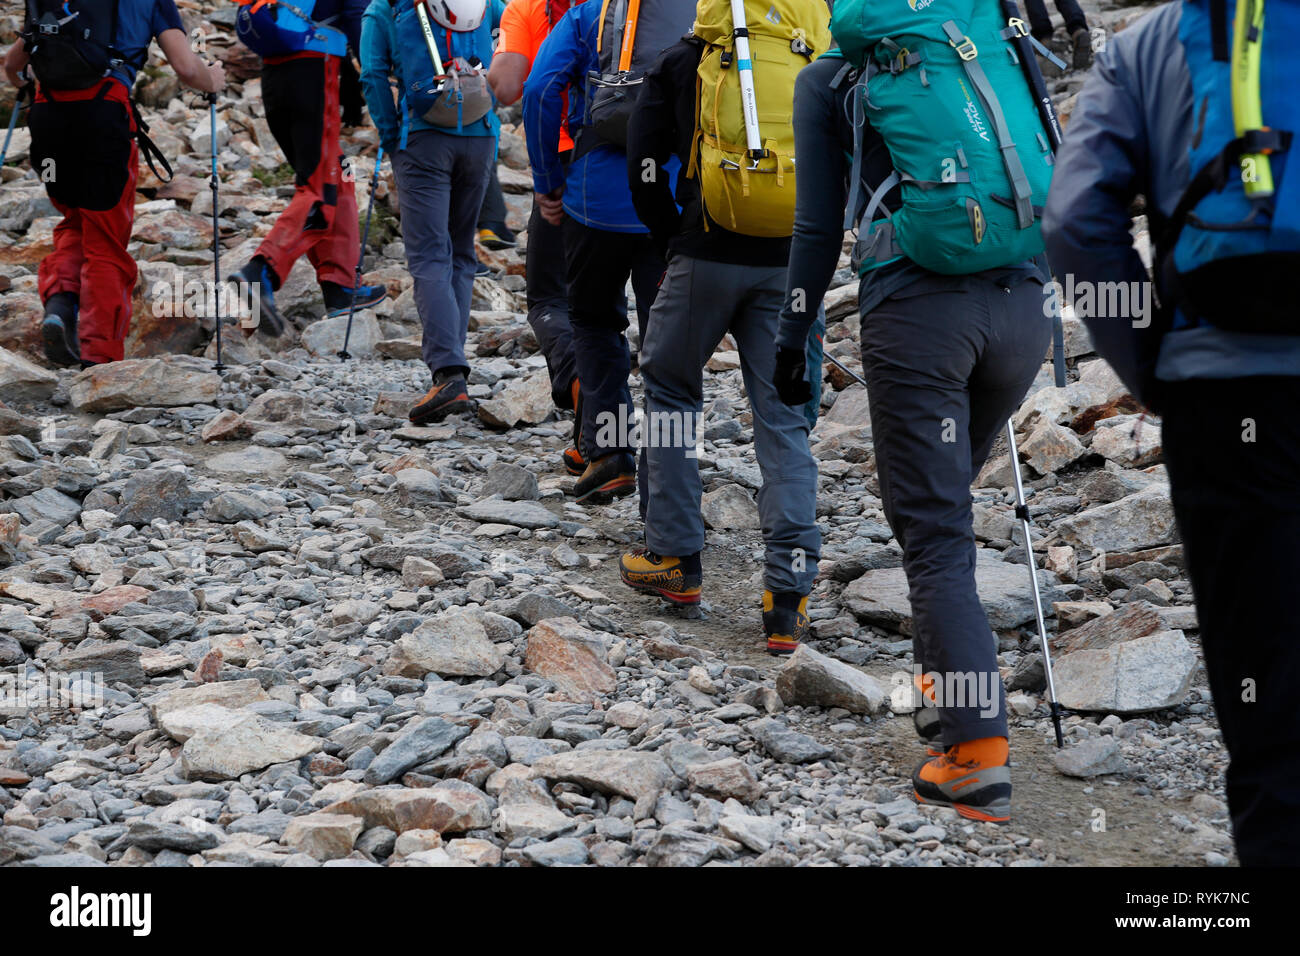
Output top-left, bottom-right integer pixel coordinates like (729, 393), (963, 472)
(6, 0), (224, 367)
(228, 0), (385, 336)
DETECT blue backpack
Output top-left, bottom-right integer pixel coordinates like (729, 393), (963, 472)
(235, 0), (348, 58)
(1161, 0), (1298, 333)
(391, 0), (494, 137)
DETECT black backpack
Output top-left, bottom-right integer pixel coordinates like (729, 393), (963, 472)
(22, 0), (145, 91)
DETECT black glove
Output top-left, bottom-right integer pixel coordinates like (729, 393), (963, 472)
(773, 345), (812, 407)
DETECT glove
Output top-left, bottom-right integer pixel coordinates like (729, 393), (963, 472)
(773, 345), (812, 407)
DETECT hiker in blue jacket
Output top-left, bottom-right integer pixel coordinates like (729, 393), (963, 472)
(1043, 0), (1300, 866)
(522, 0), (675, 504)
(360, 0), (504, 425)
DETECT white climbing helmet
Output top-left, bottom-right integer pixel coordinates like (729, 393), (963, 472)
(424, 0), (487, 32)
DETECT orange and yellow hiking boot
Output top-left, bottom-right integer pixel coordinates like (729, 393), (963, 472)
(572, 452), (635, 504)
(562, 379), (585, 476)
(410, 375), (473, 425)
(619, 549), (702, 605)
(762, 590), (810, 656)
(913, 736), (1012, 824)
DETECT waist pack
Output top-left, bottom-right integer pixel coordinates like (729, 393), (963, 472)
(688, 0), (830, 237)
(393, 0), (493, 133)
(578, 0), (697, 154)
(235, 0), (348, 59)
(1159, 0), (1299, 334)
(831, 0), (1055, 274)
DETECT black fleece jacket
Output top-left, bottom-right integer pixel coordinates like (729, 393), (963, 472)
(625, 36), (791, 267)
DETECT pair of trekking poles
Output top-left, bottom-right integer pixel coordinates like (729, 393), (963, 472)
(816, 0), (1068, 748)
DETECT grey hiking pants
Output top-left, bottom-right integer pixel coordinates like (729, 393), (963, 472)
(391, 130), (494, 379)
(860, 272), (1051, 745)
(640, 255), (820, 595)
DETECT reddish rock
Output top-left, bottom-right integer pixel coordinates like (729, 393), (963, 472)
(200, 410), (253, 442)
(523, 616), (616, 701)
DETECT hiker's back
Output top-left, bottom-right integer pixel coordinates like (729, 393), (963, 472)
(831, 0), (1055, 274)
(390, 0), (500, 137)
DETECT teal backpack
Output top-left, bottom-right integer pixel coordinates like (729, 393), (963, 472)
(831, 0), (1056, 275)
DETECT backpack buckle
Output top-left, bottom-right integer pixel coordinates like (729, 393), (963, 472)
(1007, 17), (1029, 38)
(950, 35), (978, 60)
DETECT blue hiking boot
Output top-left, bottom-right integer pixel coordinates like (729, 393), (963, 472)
(321, 280), (387, 317)
(229, 259), (286, 337)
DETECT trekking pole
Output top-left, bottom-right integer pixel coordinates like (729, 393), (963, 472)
(1004, 420), (1065, 748)
(727, 0), (767, 166)
(1, 78), (31, 169)
(815, 334), (1067, 747)
(207, 92), (225, 373)
(339, 144), (384, 361)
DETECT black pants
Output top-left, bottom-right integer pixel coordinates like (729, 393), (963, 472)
(861, 273), (1051, 744)
(262, 57), (327, 187)
(562, 218), (663, 460)
(1021, 0), (1088, 39)
(478, 163), (508, 231)
(527, 202), (578, 408)
(1162, 376), (1300, 867)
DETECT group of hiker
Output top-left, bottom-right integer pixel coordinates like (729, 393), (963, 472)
(4, 0), (1298, 863)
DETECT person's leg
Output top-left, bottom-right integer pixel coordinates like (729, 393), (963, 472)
(1163, 376), (1300, 866)
(803, 306), (826, 430)
(859, 275), (1004, 746)
(75, 140), (139, 364)
(1053, 0), (1089, 36)
(525, 201), (578, 408)
(563, 218), (637, 463)
(731, 264), (822, 598)
(446, 135), (496, 373)
(38, 203), (85, 303)
(391, 134), (458, 379)
(639, 255), (730, 561)
(303, 55), (358, 290)
(476, 162), (513, 243)
(254, 55), (334, 288)
(967, 279), (1053, 473)
(1020, 0), (1055, 41)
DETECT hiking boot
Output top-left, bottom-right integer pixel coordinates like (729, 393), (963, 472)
(1070, 27), (1093, 71)
(620, 548), (702, 605)
(477, 225), (516, 250)
(562, 379), (585, 475)
(229, 259), (286, 337)
(913, 737), (1012, 824)
(409, 374), (473, 424)
(762, 590), (810, 656)
(561, 446), (586, 476)
(573, 452), (636, 504)
(41, 292), (80, 367)
(321, 280), (387, 317)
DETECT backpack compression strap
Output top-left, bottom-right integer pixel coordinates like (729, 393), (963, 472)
(940, 20), (1035, 230)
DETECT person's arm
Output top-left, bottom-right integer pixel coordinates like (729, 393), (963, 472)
(523, 10), (585, 201)
(157, 29), (224, 92)
(489, 51), (530, 105)
(4, 37), (30, 90)
(776, 65), (849, 351)
(1042, 19), (1163, 402)
(360, 5), (400, 151)
(342, 0), (368, 59)
(626, 47), (682, 258)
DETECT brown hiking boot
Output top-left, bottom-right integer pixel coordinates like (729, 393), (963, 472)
(409, 375), (473, 425)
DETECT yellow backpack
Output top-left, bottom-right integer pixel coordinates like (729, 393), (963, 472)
(689, 0), (831, 237)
